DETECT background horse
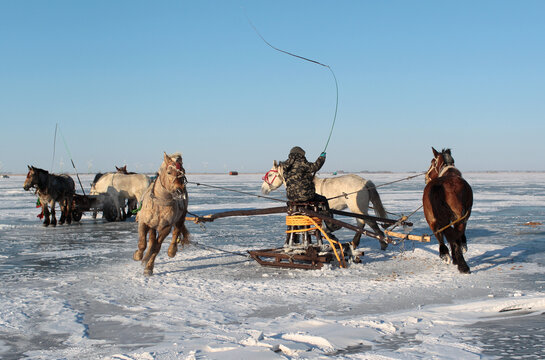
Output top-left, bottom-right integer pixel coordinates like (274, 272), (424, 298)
(134, 153), (189, 275)
(23, 166), (75, 226)
(261, 160), (389, 250)
(91, 165), (139, 219)
(90, 170), (150, 221)
(423, 147), (473, 273)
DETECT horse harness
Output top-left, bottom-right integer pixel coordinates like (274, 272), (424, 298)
(427, 158), (469, 235)
(262, 169), (279, 186)
(149, 166), (187, 207)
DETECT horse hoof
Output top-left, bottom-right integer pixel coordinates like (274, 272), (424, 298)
(133, 251), (143, 261)
(458, 265), (471, 274)
(167, 249), (177, 258)
(440, 254), (452, 264)
(380, 241), (388, 251)
(144, 269), (153, 276)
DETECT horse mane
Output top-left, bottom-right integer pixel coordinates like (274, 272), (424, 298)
(31, 166), (48, 175)
(441, 148), (455, 166)
(168, 152), (182, 161)
(92, 173), (104, 184)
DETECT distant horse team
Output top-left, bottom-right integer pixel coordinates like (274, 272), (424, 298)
(23, 166), (75, 227)
(23, 147), (473, 275)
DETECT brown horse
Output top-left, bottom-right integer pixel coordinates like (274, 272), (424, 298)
(423, 148), (473, 274)
(133, 153), (189, 275)
(23, 166), (75, 227)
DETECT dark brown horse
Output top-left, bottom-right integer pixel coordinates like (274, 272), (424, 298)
(23, 166), (75, 227)
(423, 148), (473, 273)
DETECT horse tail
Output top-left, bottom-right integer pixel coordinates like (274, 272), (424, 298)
(365, 180), (387, 219)
(428, 183), (456, 228)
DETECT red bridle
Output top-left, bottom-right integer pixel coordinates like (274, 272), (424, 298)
(262, 169), (279, 186)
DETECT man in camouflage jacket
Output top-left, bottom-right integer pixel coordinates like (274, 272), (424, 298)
(280, 146), (326, 202)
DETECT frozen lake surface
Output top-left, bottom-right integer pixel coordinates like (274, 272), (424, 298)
(1, 172), (544, 359)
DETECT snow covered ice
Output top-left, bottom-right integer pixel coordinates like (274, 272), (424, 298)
(1, 172), (544, 359)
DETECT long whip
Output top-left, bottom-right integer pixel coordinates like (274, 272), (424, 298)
(246, 15), (339, 153)
(57, 124), (86, 195)
(50, 124), (58, 172)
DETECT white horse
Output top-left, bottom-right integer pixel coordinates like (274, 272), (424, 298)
(261, 160), (389, 250)
(91, 173), (150, 221)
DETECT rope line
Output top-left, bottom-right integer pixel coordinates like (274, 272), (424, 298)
(246, 14), (338, 153)
(190, 241), (251, 259)
(188, 172), (425, 206)
(326, 172), (426, 201)
(433, 211), (470, 236)
(187, 181), (285, 202)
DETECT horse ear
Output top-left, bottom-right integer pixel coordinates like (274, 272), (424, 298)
(432, 147), (439, 157)
(273, 160), (278, 167)
(163, 152), (169, 163)
(28, 165), (31, 170)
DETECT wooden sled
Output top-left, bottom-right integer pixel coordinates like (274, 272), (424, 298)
(248, 246), (334, 270)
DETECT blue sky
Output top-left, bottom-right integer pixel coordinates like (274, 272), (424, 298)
(1, 0), (544, 174)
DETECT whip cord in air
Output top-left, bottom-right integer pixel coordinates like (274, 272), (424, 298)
(246, 15), (338, 153)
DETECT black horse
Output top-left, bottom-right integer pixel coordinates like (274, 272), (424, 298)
(23, 166), (75, 227)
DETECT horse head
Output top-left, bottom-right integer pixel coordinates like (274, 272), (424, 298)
(425, 147), (455, 184)
(23, 165), (46, 191)
(116, 165), (128, 174)
(261, 160), (285, 195)
(159, 152), (186, 199)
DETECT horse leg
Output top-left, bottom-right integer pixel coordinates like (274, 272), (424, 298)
(447, 225), (470, 274)
(457, 221), (468, 253)
(49, 200), (57, 227)
(351, 219), (364, 249)
(121, 199), (127, 220)
(42, 204), (50, 227)
(134, 222), (150, 261)
(65, 195), (73, 225)
(59, 199), (66, 225)
(461, 234), (468, 253)
(350, 194), (388, 251)
(114, 197), (123, 221)
(433, 229), (451, 263)
(369, 220), (387, 250)
(144, 226), (171, 276)
(142, 229), (157, 263)
(169, 218), (190, 258)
